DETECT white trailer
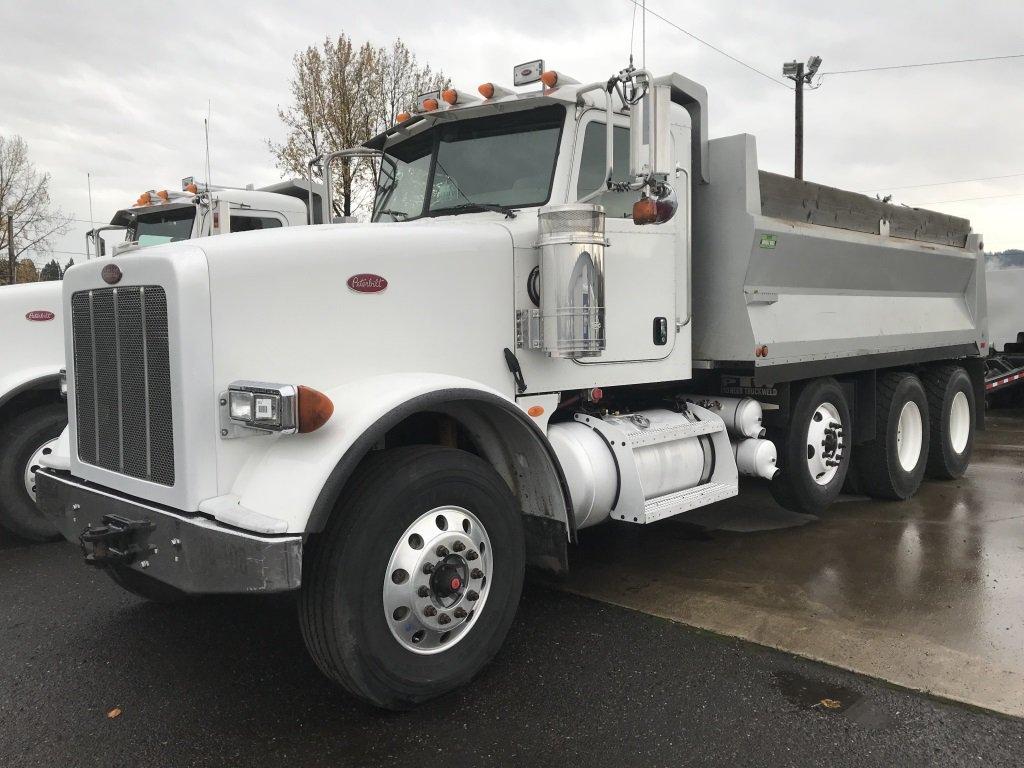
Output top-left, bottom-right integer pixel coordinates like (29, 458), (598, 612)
(36, 62), (986, 709)
(0, 180), (320, 541)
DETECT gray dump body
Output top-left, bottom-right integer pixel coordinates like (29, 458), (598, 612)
(691, 134), (987, 384)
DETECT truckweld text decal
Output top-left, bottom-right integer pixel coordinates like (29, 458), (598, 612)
(26, 310), (55, 321)
(347, 274), (388, 293)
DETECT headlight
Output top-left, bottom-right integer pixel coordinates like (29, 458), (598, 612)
(219, 381), (333, 438)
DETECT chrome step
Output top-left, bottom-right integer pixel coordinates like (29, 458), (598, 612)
(614, 481), (739, 525)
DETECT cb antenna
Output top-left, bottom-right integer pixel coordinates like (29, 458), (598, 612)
(204, 100), (213, 193)
(86, 172), (95, 260)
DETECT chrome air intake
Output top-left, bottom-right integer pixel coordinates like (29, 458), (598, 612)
(537, 203), (607, 358)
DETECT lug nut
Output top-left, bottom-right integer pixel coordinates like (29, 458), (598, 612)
(438, 613), (451, 625)
(466, 550), (479, 561)
(452, 541), (465, 552)
(453, 607), (467, 619)
(436, 545), (449, 557)
(466, 590), (479, 601)
(417, 586), (430, 597)
(422, 562), (434, 575)
(423, 605), (437, 617)
(471, 568), (483, 579)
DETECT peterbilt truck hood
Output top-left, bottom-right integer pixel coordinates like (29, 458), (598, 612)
(60, 221), (518, 510)
(0, 280), (65, 402)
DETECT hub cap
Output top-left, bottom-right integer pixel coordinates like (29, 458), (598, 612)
(806, 403), (844, 486)
(383, 506), (493, 655)
(949, 391), (971, 454)
(896, 400), (924, 472)
(23, 438), (58, 502)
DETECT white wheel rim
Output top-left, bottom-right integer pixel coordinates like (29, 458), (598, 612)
(896, 400), (924, 472)
(806, 402), (844, 486)
(949, 391), (971, 454)
(383, 505), (494, 655)
(23, 438), (58, 502)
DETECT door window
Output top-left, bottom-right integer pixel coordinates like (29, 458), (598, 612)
(576, 122), (633, 218)
(231, 214), (284, 232)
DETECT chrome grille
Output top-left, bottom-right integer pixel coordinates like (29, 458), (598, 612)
(71, 286), (175, 486)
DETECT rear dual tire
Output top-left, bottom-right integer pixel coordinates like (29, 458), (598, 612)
(769, 377), (851, 514)
(856, 372), (930, 500)
(923, 366), (975, 480)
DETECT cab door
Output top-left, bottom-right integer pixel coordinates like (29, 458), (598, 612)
(570, 113), (679, 364)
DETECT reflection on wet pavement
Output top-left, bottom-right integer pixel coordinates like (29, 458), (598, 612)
(562, 408), (1024, 717)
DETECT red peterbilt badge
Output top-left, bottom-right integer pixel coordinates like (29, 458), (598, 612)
(26, 310), (55, 321)
(347, 274), (388, 293)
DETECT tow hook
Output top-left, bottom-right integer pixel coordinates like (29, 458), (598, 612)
(79, 515), (156, 568)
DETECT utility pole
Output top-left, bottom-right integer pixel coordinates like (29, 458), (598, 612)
(5, 213), (14, 285)
(783, 56), (822, 180)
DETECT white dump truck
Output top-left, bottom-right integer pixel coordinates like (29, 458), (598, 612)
(0, 179), (320, 541)
(36, 61), (986, 709)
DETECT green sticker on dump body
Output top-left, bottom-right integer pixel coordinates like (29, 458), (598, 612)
(759, 234), (777, 249)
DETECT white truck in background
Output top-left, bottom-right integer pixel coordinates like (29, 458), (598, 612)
(0, 179), (321, 541)
(37, 59), (987, 709)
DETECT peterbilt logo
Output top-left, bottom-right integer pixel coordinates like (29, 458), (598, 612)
(347, 274), (388, 293)
(26, 310), (55, 321)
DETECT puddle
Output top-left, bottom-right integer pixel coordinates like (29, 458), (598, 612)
(773, 670), (893, 728)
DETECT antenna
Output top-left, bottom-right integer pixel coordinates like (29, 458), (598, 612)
(87, 172), (95, 260)
(642, 0), (646, 69)
(204, 100), (213, 193)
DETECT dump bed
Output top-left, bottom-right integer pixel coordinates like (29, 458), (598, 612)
(691, 134), (987, 384)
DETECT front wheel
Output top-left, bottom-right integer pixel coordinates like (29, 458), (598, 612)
(299, 446), (525, 710)
(769, 377), (852, 514)
(0, 402), (66, 542)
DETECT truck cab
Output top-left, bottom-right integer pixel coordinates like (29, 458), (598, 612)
(35, 61), (985, 710)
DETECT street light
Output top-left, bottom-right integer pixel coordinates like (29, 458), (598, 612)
(783, 55), (822, 180)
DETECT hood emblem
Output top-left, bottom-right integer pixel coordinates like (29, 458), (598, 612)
(26, 310), (55, 322)
(347, 274), (388, 293)
(101, 263), (123, 285)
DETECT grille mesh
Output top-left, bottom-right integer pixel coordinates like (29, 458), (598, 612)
(71, 286), (175, 486)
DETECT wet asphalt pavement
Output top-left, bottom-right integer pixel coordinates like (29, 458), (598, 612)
(1, 538), (1023, 767)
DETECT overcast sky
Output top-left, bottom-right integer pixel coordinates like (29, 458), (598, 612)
(2, 0), (1022, 264)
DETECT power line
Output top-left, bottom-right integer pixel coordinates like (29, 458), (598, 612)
(823, 53), (1024, 76)
(863, 172), (1024, 193)
(626, 0), (792, 89)
(911, 191), (1024, 205)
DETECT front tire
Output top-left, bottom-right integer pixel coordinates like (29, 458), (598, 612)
(769, 377), (852, 514)
(299, 446), (525, 710)
(923, 366), (975, 479)
(855, 372), (930, 500)
(0, 402), (66, 542)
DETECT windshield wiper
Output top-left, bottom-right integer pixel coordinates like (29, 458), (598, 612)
(430, 202), (517, 219)
(377, 209), (409, 221)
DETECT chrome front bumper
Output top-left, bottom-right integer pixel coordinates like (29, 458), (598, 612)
(35, 470), (302, 594)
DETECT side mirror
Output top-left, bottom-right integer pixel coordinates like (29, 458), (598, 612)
(629, 84), (672, 183)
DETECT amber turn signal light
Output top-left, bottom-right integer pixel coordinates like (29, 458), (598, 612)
(540, 70), (558, 88)
(442, 88), (459, 105)
(135, 192), (152, 206)
(632, 197), (658, 225)
(478, 82), (495, 99)
(297, 385), (334, 433)
(396, 111), (411, 123)
(422, 98), (439, 111)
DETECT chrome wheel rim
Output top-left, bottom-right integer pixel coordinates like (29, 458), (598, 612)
(23, 438), (58, 502)
(806, 402), (844, 486)
(949, 391), (971, 454)
(383, 505), (493, 655)
(896, 400), (924, 472)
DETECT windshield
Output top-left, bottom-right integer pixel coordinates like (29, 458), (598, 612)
(126, 205), (196, 245)
(372, 104), (566, 222)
